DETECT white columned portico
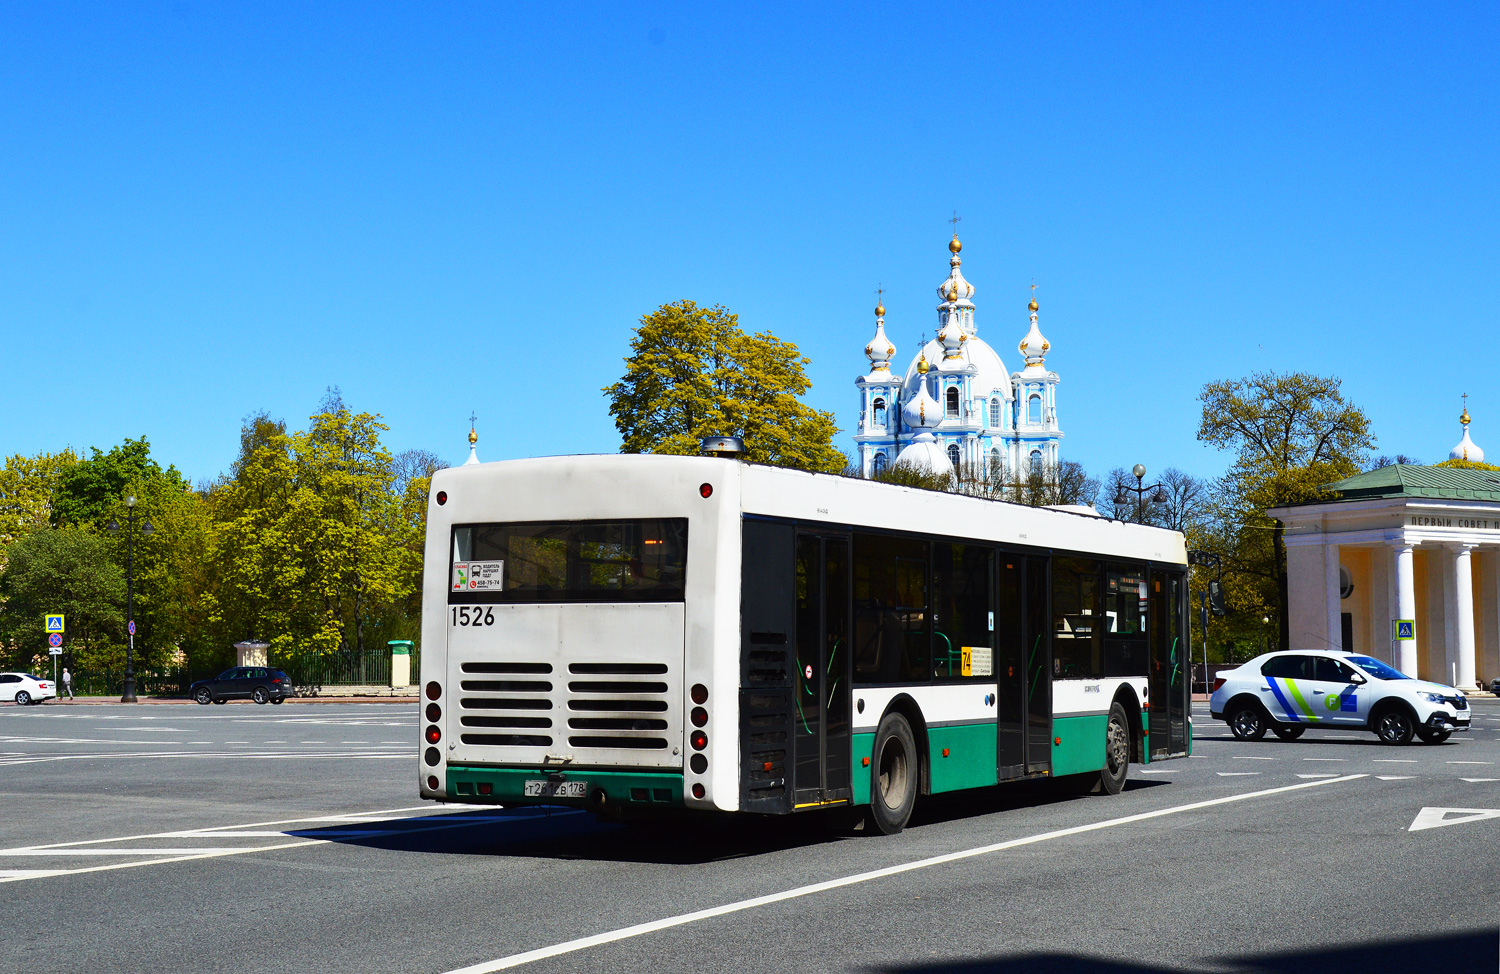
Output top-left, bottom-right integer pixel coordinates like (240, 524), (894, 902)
(1392, 543), (1418, 676)
(1325, 542), (1343, 652)
(1453, 544), (1478, 690)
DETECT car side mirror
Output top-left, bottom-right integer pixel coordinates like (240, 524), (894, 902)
(1349, 674), (1367, 685)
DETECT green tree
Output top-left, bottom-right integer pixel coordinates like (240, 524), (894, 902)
(1197, 371), (1374, 652)
(50, 438), (206, 670)
(604, 300), (845, 472)
(0, 449), (78, 555)
(205, 395), (424, 661)
(0, 528), (125, 671)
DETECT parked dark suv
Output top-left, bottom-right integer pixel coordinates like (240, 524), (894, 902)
(190, 667), (295, 705)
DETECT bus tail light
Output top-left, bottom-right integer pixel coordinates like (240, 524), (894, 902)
(690, 730), (707, 751)
(478, 783), (492, 796)
(690, 753), (707, 774)
(424, 747), (440, 766)
(690, 684), (708, 704)
(691, 783), (705, 799)
(699, 483), (713, 498)
(427, 776), (439, 790)
(426, 703), (441, 722)
(426, 681), (441, 701)
(425, 725), (441, 745)
(690, 706), (708, 727)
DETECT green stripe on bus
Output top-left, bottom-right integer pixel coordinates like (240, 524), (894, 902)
(927, 722), (999, 794)
(1050, 713), (1109, 777)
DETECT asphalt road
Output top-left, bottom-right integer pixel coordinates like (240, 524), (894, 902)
(1, 699), (1497, 974)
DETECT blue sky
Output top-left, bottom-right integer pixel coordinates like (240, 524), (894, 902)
(3, 2), (1497, 484)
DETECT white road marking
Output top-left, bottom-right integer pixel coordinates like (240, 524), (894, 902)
(1446, 761), (1493, 765)
(0, 805), (571, 883)
(1136, 769), (1175, 774)
(1409, 807), (1500, 832)
(1461, 778), (1500, 783)
(439, 775), (1369, 974)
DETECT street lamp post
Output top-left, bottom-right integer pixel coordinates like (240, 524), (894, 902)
(108, 496), (153, 703)
(1113, 463), (1168, 523)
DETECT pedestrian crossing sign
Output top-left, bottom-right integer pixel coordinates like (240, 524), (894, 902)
(45, 614), (64, 633)
(1394, 619), (1415, 640)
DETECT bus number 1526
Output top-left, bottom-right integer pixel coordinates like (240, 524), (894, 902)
(451, 606), (495, 627)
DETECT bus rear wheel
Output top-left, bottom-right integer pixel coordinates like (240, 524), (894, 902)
(869, 712), (918, 835)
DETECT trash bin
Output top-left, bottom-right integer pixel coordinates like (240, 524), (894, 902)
(389, 640), (414, 689)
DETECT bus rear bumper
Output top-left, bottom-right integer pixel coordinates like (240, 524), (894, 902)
(445, 765), (684, 812)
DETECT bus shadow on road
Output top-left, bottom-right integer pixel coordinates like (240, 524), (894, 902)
(873, 930), (1496, 974)
(294, 777), (1170, 866)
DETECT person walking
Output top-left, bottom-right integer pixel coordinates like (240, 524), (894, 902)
(61, 668), (73, 701)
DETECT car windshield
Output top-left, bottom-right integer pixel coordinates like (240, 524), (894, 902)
(1348, 655), (1411, 681)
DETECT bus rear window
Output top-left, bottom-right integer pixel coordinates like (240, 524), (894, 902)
(450, 519), (687, 603)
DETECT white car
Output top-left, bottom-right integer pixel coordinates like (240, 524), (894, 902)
(1209, 650), (1469, 745)
(0, 672), (56, 706)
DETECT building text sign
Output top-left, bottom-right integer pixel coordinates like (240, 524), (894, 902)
(1408, 515), (1500, 531)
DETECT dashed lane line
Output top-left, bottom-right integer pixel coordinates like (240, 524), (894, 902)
(439, 775), (1371, 974)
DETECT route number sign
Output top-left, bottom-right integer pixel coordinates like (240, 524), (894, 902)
(46, 614), (65, 633)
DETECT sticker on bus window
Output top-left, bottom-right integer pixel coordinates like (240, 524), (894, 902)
(453, 560), (504, 591)
(962, 646), (993, 678)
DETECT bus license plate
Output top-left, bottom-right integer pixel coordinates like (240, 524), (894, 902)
(524, 780), (587, 799)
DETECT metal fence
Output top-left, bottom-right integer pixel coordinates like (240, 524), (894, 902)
(65, 649), (420, 698)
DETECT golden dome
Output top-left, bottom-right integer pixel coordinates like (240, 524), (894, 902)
(917, 351), (930, 374)
(468, 427), (478, 445)
(949, 234), (962, 254)
(1461, 407), (1471, 426)
(1028, 297), (1038, 313)
(875, 302), (885, 317)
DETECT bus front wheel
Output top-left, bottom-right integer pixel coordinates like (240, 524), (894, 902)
(870, 712), (918, 835)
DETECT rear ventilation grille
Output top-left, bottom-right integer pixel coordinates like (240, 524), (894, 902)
(458, 660), (673, 755)
(746, 650), (787, 685)
(462, 662), (552, 674)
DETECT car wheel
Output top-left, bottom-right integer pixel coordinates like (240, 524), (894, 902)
(1228, 703), (1268, 741)
(1374, 708), (1415, 745)
(252, 687), (269, 705)
(212, 698), (227, 705)
(14, 691), (31, 706)
(869, 712), (919, 835)
(1416, 728), (1451, 745)
(271, 697), (284, 705)
(1272, 724), (1305, 741)
(194, 688), (213, 705)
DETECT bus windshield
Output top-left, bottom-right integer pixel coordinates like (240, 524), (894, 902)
(1347, 655), (1411, 681)
(450, 519), (687, 603)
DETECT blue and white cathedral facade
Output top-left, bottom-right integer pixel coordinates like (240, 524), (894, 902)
(854, 231), (1063, 479)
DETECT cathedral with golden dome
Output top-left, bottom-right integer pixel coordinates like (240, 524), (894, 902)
(854, 230), (1063, 480)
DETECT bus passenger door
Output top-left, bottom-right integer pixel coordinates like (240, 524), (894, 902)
(792, 534), (853, 808)
(1148, 571), (1189, 758)
(1025, 557), (1052, 775)
(996, 555), (1026, 779)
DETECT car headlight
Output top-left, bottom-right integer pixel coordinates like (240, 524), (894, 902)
(1417, 692), (1449, 704)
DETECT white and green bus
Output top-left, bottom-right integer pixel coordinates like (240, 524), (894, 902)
(418, 452), (1191, 833)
